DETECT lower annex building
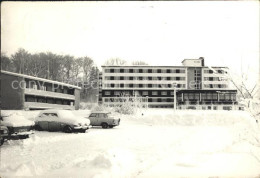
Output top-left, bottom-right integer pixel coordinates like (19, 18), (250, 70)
(1, 70), (81, 110)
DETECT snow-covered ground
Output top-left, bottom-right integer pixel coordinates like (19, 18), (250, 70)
(1, 109), (260, 177)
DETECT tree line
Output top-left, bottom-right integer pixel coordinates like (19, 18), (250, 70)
(1, 49), (148, 102)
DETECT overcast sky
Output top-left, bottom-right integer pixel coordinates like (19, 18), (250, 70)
(1, 1), (259, 82)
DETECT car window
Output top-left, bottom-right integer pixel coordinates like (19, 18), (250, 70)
(90, 113), (97, 117)
(49, 113), (58, 118)
(98, 114), (105, 118)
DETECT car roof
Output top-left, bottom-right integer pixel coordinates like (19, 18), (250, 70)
(90, 111), (111, 114)
(39, 110), (71, 114)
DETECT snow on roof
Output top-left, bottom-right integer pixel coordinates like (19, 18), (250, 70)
(1, 70), (81, 89)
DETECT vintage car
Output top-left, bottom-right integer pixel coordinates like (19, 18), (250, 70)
(0, 125), (9, 146)
(0, 111), (35, 139)
(86, 111), (120, 129)
(35, 110), (91, 133)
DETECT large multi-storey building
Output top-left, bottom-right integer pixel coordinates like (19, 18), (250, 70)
(1, 70), (81, 110)
(99, 58), (238, 110)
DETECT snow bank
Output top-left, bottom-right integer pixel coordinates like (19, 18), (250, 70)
(41, 147), (137, 178)
(125, 109), (258, 127)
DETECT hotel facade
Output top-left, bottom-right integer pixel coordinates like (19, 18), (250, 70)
(99, 58), (238, 110)
(1, 70), (81, 110)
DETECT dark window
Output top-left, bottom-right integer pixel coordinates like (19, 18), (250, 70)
(120, 84), (124, 88)
(120, 69), (124, 73)
(209, 70), (213, 74)
(110, 69), (114, 73)
(138, 77), (143, 80)
(148, 69), (152, 73)
(129, 84), (133, 88)
(139, 84), (143, 88)
(111, 84), (115, 88)
(139, 69), (143, 73)
(209, 77), (213, 81)
(176, 69), (180, 73)
(176, 77), (180, 81)
(110, 76), (114, 80)
(167, 77), (171, 80)
(120, 76), (124, 80)
(158, 77), (161, 80)
(157, 69), (161, 73)
(148, 84), (152, 88)
(129, 69), (133, 73)
(129, 77), (133, 80)
(148, 77), (152, 80)
(167, 69), (171, 73)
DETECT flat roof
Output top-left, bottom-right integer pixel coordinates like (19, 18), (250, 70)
(101, 65), (228, 68)
(181, 58), (203, 63)
(1, 70), (81, 89)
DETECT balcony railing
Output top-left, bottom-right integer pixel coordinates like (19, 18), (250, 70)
(25, 88), (75, 100)
(24, 102), (74, 110)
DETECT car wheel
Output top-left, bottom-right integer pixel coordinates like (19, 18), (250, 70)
(101, 123), (109, 129)
(35, 125), (43, 131)
(109, 126), (114, 128)
(63, 126), (73, 133)
(0, 138), (4, 146)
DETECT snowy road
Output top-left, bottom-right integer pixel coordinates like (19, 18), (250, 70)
(1, 110), (260, 177)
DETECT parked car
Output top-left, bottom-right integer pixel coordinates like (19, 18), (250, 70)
(0, 111), (35, 139)
(86, 111), (120, 129)
(35, 110), (91, 133)
(0, 125), (9, 146)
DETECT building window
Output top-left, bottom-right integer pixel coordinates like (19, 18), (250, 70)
(120, 69), (124, 73)
(110, 69), (114, 73)
(223, 106), (232, 110)
(129, 84), (133, 88)
(180, 69), (185, 73)
(148, 69), (152, 73)
(120, 76), (124, 80)
(176, 69), (180, 73)
(120, 84), (124, 88)
(139, 69), (143, 73)
(114, 91), (120, 95)
(105, 69), (110, 73)
(162, 69), (167, 73)
(129, 69), (133, 73)
(142, 91), (148, 95)
(157, 69), (161, 73)
(161, 91), (167, 95)
(105, 91), (111, 95)
(152, 91), (158, 95)
(139, 84), (143, 88)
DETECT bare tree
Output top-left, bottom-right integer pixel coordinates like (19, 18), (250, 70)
(132, 60), (148, 65)
(104, 58), (127, 66)
(1, 52), (14, 71)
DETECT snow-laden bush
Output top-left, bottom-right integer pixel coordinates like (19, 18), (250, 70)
(79, 102), (97, 110)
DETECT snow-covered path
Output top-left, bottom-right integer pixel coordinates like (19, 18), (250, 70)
(1, 110), (260, 177)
